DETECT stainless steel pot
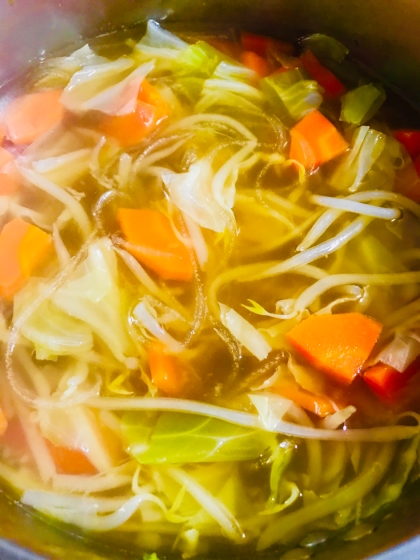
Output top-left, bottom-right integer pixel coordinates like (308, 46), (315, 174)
(1, 0), (420, 558)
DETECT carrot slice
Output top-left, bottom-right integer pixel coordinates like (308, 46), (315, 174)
(0, 408), (7, 436)
(287, 312), (383, 385)
(272, 378), (336, 417)
(241, 51), (270, 78)
(0, 162), (20, 196)
(117, 208), (193, 281)
(45, 439), (98, 475)
(290, 109), (349, 170)
(300, 50), (346, 98)
(4, 89), (65, 145)
(100, 80), (170, 148)
(0, 218), (53, 299)
(148, 342), (187, 397)
(363, 358), (420, 403)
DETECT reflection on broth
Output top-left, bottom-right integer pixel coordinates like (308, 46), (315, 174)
(0, 19), (420, 558)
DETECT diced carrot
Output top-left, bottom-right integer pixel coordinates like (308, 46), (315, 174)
(0, 123), (6, 144)
(45, 439), (98, 476)
(117, 208), (193, 281)
(290, 109), (349, 170)
(0, 218), (53, 299)
(241, 32), (294, 57)
(271, 378), (336, 417)
(4, 89), (65, 145)
(287, 312), (383, 385)
(149, 342), (191, 397)
(240, 51), (271, 78)
(100, 80), (170, 148)
(393, 130), (420, 159)
(148, 342), (202, 398)
(137, 79), (169, 110)
(363, 358), (420, 403)
(300, 50), (346, 98)
(0, 162), (20, 196)
(0, 408), (7, 436)
(394, 160), (420, 202)
(0, 150), (20, 196)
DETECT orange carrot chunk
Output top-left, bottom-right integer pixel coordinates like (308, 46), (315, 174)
(0, 123), (6, 144)
(240, 51), (271, 78)
(101, 80), (170, 148)
(4, 89), (65, 145)
(290, 109), (349, 170)
(45, 439), (98, 476)
(0, 408), (8, 436)
(272, 378), (336, 417)
(0, 150), (20, 196)
(0, 218), (52, 299)
(286, 312), (383, 385)
(148, 342), (188, 397)
(363, 358), (420, 403)
(117, 208), (193, 281)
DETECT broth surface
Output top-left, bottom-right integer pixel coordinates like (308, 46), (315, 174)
(0, 21), (420, 559)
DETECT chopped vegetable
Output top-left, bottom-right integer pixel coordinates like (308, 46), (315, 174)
(394, 130), (420, 159)
(261, 69), (323, 123)
(4, 90), (65, 145)
(149, 342), (198, 397)
(363, 358), (420, 403)
(122, 411), (277, 464)
(240, 51), (270, 78)
(0, 409), (7, 436)
(290, 109), (349, 170)
(241, 32), (294, 57)
(271, 378), (336, 417)
(340, 84), (386, 125)
(100, 79), (170, 147)
(0, 218), (52, 299)
(174, 41), (223, 78)
(300, 50), (346, 98)
(300, 34), (349, 63)
(287, 312), (383, 384)
(117, 208), (193, 281)
(328, 126), (388, 192)
(0, 123), (5, 144)
(45, 439), (98, 475)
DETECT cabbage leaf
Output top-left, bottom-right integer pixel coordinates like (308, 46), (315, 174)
(122, 412), (277, 464)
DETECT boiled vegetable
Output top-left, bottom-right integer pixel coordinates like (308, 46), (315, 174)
(287, 312), (383, 384)
(117, 208), (194, 281)
(4, 90), (65, 145)
(0, 218), (52, 299)
(122, 411), (277, 464)
(300, 50), (346, 98)
(340, 84), (386, 125)
(289, 109), (349, 169)
(363, 358), (420, 403)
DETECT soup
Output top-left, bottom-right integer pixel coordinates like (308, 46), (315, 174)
(0, 19), (420, 558)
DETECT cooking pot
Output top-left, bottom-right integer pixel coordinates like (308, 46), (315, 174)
(1, 0), (420, 558)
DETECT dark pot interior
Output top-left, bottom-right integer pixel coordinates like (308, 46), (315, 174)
(1, 0), (420, 558)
